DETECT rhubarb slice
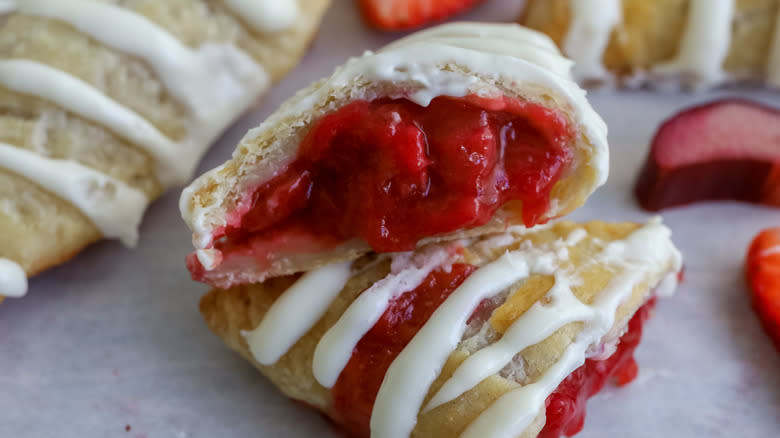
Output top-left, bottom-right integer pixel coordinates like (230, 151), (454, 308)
(635, 99), (780, 211)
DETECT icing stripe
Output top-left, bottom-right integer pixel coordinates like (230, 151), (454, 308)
(0, 60), (187, 187)
(382, 23), (575, 77)
(369, 248), (557, 438)
(243, 261), (353, 365)
(460, 219), (680, 438)
(397, 36), (574, 78)
(224, 0), (300, 34)
(313, 247), (454, 388)
(368, 219), (679, 438)
(0, 142), (148, 246)
(387, 22), (562, 51)
(15, 0), (267, 121)
(424, 273), (591, 411)
(0, 258), (27, 298)
(426, 221), (678, 412)
(564, 0), (622, 81)
(652, 0), (735, 85)
(461, 271), (647, 438)
(768, 6), (780, 87)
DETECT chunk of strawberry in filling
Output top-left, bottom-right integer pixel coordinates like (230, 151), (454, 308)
(198, 95), (571, 272)
(329, 269), (655, 438)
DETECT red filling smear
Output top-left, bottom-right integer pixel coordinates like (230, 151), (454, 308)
(331, 263), (477, 438)
(195, 95), (571, 275)
(330, 283), (655, 438)
(539, 298), (656, 438)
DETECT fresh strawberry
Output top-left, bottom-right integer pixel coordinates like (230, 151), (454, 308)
(635, 99), (780, 211)
(357, 0), (484, 30)
(745, 227), (780, 351)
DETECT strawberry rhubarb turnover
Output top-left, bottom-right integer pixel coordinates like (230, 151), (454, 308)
(181, 23), (610, 288)
(0, 0), (330, 300)
(201, 219), (682, 438)
(185, 23), (684, 438)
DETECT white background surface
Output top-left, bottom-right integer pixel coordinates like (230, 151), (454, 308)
(1, 1), (779, 437)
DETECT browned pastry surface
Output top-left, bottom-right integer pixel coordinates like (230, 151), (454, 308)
(0, 0), (330, 286)
(521, 0), (779, 80)
(200, 220), (679, 437)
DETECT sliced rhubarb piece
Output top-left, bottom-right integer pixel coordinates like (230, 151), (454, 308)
(746, 227), (780, 351)
(357, 0), (485, 30)
(635, 99), (780, 211)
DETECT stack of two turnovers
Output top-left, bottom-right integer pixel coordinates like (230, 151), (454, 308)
(180, 23), (683, 438)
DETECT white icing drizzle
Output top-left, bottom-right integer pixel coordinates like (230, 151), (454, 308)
(767, 6), (780, 88)
(369, 247), (560, 438)
(0, 142), (148, 246)
(313, 246), (455, 388)
(0, 60), (186, 186)
(0, 258), (27, 298)
(0, 0), (271, 253)
(383, 23), (574, 77)
(365, 219), (680, 438)
(654, 271), (680, 298)
(14, 0), (267, 121)
(460, 219), (681, 438)
(182, 22), (610, 254)
(224, 0), (300, 34)
(425, 273), (589, 411)
(652, 0), (735, 86)
(564, 0), (622, 81)
(565, 228), (588, 246)
(243, 261), (353, 365)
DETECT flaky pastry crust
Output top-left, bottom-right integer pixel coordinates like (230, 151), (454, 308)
(0, 0), (330, 286)
(200, 220), (680, 437)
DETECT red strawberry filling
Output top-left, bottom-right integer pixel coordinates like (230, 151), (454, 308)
(332, 263), (478, 437)
(189, 95), (572, 280)
(329, 263), (654, 438)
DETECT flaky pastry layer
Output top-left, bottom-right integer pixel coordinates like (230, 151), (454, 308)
(0, 0), (330, 285)
(200, 220), (681, 438)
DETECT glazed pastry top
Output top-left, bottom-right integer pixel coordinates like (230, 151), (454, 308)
(0, 0), (307, 294)
(241, 219), (682, 438)
(564, 0), (780, 87)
